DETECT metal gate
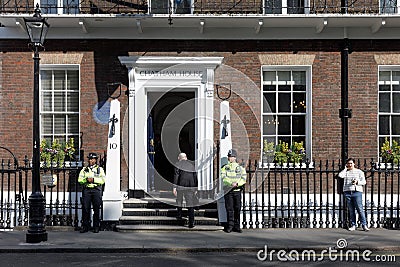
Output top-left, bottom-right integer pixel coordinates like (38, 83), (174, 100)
(0, 146), (26, 229)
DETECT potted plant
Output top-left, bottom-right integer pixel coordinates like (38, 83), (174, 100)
(274, 140), (289, 165)
(40, 138), (76, 166)
(64, 138), (76, 162)
(289, 141), (306, 164)
(380, 137), (400, 167)
(263, 140), (275, 163)
(380, 138), (394, 163)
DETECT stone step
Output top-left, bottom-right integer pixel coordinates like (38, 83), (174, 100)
(123, 199), (174, 209)
(118, 197), (220, 231)
(121, 208), (218, 217)
(122, 197), (217, 209)
(116, 224), (224, 232)
(119, 216), (219, 226)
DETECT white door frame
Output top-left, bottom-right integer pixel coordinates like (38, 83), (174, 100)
(119, 56), (223, 193)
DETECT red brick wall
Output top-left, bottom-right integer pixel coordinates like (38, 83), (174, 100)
(0, 39), (396, 190)
(348, 52), (378, 160)
(312, 52), (342, 160)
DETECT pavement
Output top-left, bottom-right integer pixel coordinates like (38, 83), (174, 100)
(1, 227), (400, 253)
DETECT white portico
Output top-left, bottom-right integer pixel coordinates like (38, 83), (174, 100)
(119, 56), (223, 195)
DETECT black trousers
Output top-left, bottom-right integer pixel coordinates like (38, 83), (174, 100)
(176, 189), (195, 225)
(224, 190), (242, 229)
(81, 187), (102, 229)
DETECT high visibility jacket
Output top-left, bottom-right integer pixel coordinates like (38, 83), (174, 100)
(221, 161), (246, 191)
(78, 164), (106, 189)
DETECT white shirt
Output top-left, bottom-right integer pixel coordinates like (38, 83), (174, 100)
(338, 167), (366, 192)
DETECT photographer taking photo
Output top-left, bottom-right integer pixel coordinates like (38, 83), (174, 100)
(338, 158), (369, 232)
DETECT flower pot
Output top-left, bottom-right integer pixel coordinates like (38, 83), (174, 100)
(262, 154), (274, 163)
(377, 162), (393, 169)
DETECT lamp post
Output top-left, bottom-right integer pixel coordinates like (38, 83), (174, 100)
(23, 4), (50, 243)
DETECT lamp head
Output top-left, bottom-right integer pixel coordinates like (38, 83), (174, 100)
(23, 4), (50, 47)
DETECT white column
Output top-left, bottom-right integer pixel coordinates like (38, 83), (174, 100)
(196, 68), (215, 191)
(103, 99), (123, 221)
(217, 100), (232, 223)
(128, 68), (136, 191)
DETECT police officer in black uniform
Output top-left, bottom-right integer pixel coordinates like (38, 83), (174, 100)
(78, 153), (106, 233)
(173, 153), (198, 228)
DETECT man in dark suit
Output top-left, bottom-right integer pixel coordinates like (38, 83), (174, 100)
(173, 153), (198, 228)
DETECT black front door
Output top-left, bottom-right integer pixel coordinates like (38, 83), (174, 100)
(148, 91), (195, 191)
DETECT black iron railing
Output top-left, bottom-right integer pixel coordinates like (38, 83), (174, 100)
(2, 145), (400, 231)
(0, 146), (106, 230)
(242, 158), (400, 229)
(0, 0), (396, 15)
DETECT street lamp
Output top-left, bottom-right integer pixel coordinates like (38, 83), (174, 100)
(23, 4), (50, 243)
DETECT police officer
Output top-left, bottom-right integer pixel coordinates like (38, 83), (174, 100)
(78, 152), (105, 233)
(221, 149), (246, 233)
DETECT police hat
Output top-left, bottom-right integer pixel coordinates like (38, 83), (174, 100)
(87, 152), (98, 159)
(227, 149), (237, 157)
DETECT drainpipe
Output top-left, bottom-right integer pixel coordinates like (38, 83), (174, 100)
(339, 38), (352, 166)
(339, 38), (352, 228)
(341, 0), (348, 14)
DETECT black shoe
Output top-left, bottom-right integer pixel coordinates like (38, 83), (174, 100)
(93, 227), (100, 233)
(176, 216), (183, 220)
(232, 228), (242, 233)
(80, 227), (88, 233)
(224, 227), (232, 233)
(188, 224), (195, 229)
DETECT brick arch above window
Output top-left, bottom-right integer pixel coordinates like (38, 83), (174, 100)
(375, 54), (400, 65)
(259, 54), (316, 66)
(40, 53), (84, 65)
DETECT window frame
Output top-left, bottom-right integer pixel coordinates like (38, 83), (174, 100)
(380, 0), (399, 14)
(261, 65), (312, 161)
(378, 65), (400, 158)
(149, 0), (193, 14)
(263, 0), (310, 14)
(39, 64), (81, 161)
(37, 0), (80, 15)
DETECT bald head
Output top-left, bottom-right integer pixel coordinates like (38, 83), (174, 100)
(178, 153), (187, 161)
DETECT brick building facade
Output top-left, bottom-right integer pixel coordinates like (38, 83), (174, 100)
(1, 1), (400, 196)
(1, 39), (397, 192)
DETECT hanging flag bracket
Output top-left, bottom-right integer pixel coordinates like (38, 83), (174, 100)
(216, 83), (231, 101)
(107, 82), (122, 99)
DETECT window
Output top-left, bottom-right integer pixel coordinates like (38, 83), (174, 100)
(38, 0), (79, 15)
(150, 0), (191, 14)
(262, 67), (311, 159)
(265, 0), (307, 14)
(380, 0), (398, 14)
(378, 68), (400, 153)
(40, 65), (80, 159)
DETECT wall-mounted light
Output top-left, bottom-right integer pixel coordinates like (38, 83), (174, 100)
(371, 18), (386, 34)
(200, 19), (205, 34)
(15, 18), (26, 31)
(136, 19), (143, 34)
(316, 18), (328, 34)
(255, 19), (263, 34)
(79, 19), (88, 33)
